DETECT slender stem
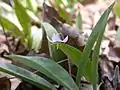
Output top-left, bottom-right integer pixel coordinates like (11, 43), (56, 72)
(68, 59), (71, 76)
(76, 68), (82, 87)
(93, 84), (97, 90)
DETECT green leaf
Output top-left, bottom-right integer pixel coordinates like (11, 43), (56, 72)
(27, 0), (37, 12)
(54, 0), (63, 6)
(84, 60), (92, 82)
(14, 0), (32, 49)
(42, 22), (66, 61)
(27, 10), (40, 24)
(48, 43), (66, 61)
(76, 12), (82, 29)
(58, 6), (72, 25)
(0, 15), (24, 37)
(114, 1), (120, 18)
(31, 27), (43, 51)
(42, 22), (58, 39)
(58, 43), (81, 66)
(22, 0), (37, 12)
(91, 34), (102, 90)
(0, 1), (13, 12)
(14, 0), (30, 36)
(76, 2), (115, 86)
(58, 43), (92, 82)
(91, 3), (115, 89)
(42, 22), (58, 60)
(6, 55), (79, 90)
(0, 62), (56, 90)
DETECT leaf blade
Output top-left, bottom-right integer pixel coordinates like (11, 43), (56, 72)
(6, 55), (79, 90)
(0, 62), (56, 90)
(14, 0), (32, 48)
(76, 2), (115, 86)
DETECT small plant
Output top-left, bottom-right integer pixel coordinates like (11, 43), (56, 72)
(0, 0), (41, 51)
(0, 0), (115, 90)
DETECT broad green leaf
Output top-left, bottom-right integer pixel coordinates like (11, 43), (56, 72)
(76, 12), (82, 29)
(42, 22), (58, 39)
(31, 26), (43, 51)
(76, 2), (115, 86)
(14, 0), (32, 49)
(58, 43), (92, 82)
(58, 43), (81, 66)
(0, 62), (56, 90)
(6, 55), (79, 90)
(116, 27), (120, 40)
(42, 22), (66, 61)
(48, 43), (66, 61)
(42, 22), (58, 60)
(0, 15), (24, 37)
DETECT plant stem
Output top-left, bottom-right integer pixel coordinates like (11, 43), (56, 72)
(93, 84), (97, 90)
(76, 68), (81, 87)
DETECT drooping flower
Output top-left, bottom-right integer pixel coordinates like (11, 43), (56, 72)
(51, 34), (68, 43)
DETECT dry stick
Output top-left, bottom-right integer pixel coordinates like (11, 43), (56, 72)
(0, 18), (11, 53)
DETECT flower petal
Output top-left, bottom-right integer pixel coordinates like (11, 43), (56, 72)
(62, 36), (68, 43)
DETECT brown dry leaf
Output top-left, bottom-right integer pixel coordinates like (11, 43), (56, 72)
(0, 77), (11, 90)
(101, 42), (120, 63)
(104, 30), (116, 42)
(112, 65), (120, 89)
(0, 34), (6, 43)
(0, 57), (12, 63)
(99, 56), (114, 90)
(0, 43), (9, 54)
(107, 47), (120, 62)
(74, 2), (115, 31)
(43, 3), (65, 23)
(100, 40), (110, 55)
(11, 78), (21, 90)
(113, 40), (120, 54)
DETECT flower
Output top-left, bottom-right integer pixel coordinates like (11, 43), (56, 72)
(51, 34), (68, 43)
